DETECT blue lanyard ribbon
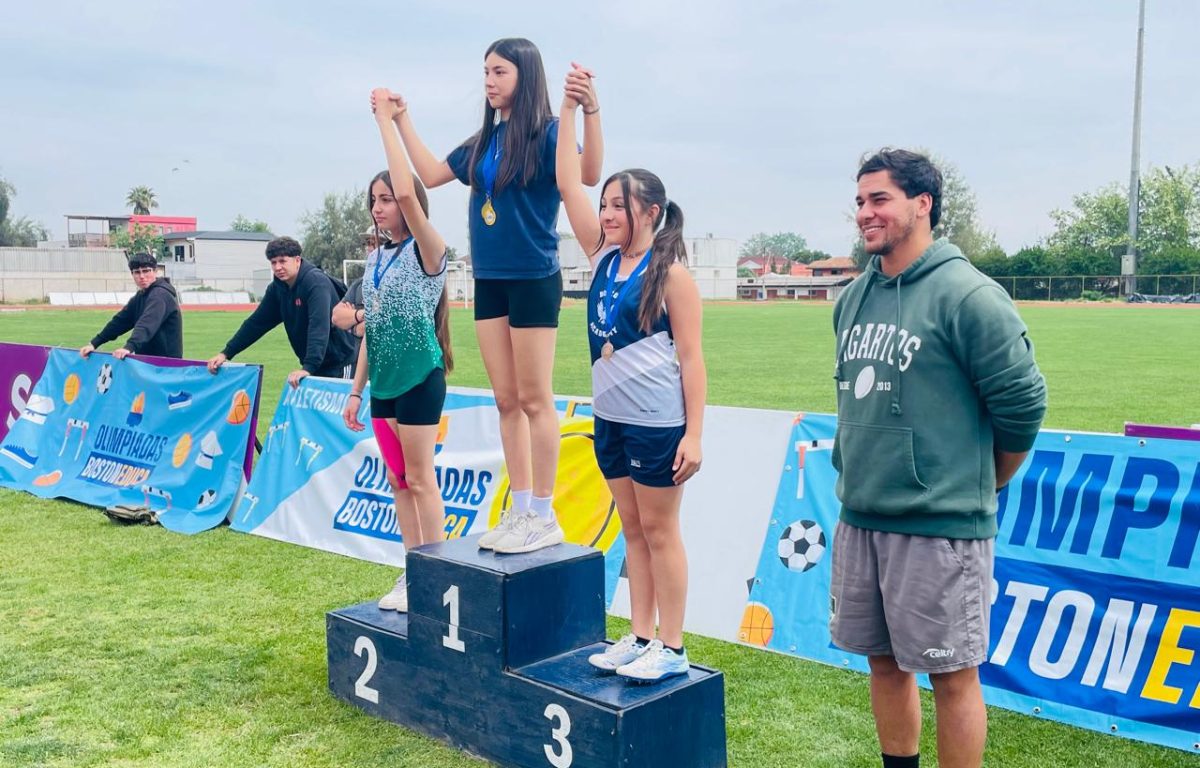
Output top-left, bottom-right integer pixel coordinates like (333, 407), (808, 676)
(600, 249), (652, 335)
(373, 237), (413, 289)
(479, 126), (503, 199)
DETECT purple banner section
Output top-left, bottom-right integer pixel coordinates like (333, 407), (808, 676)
(0, 343), (260, 478)
(1, 343), (51, 444)
(1125, 423), (1200, 442)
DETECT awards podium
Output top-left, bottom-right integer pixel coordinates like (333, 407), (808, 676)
(327, 536), (727, 767)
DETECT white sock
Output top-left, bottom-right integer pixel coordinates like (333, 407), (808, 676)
(531, 495), (554, 520)
(511, 489), (532, 514)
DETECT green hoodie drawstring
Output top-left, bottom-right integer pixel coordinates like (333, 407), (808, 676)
(891, 273), (903, 416)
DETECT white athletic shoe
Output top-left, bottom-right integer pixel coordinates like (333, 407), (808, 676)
(491, 511), (565, 554)
(588, 634), (647, 672)
(377, 574), (408, 612)
(477, 509), (518, 550)
(616, 639), (689, 682)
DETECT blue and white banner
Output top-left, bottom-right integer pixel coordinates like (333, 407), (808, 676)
(0, 348), (260, 533)
(231, 377), (626, 602)
(745, 414), (1200, 753)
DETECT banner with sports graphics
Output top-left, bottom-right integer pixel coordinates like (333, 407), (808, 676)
(745, 413), (1200, 753)
(230, 378), (626, 602)
(0, 348), (261, 533)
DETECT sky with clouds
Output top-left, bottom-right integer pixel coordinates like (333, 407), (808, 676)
(3, 1), (1197, 257)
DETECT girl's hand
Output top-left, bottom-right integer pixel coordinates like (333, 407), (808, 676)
(671, 432), (702, 485)
(343, 396), (365, 431)
(566, 63), (598, 112)
(371, 88), (405, 121)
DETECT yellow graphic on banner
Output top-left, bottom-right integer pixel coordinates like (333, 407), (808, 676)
(63, 373), (81, 405)
(488, 413), (621, 553)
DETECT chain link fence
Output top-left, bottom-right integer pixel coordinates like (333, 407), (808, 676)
(992, 275), (1200, 301)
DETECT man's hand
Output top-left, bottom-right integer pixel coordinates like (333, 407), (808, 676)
(79, 344), (95, 359)
(113, 348), (132, 360)
(207, 353), (227, 374)
(287, 369), (310, 389)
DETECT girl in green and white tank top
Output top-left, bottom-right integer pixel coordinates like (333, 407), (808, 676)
(342, 88), (455, 613)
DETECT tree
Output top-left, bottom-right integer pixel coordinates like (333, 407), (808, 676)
(110, 223), (165, 260)
(0, 175), (50, 247)
(230, 215), (272, 233)
(298, 190), (372, 272)
(126, 186), (158, 215)
(933, 155), (1000, 260)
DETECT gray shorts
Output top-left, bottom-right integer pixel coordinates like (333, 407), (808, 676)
(829, 522), (994, 674)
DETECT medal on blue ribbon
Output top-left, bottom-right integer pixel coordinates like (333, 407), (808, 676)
(480, 129), (502, 226)
(599, 248), (652, 360)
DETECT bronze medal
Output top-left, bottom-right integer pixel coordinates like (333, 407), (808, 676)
(601, 341), (614, 360)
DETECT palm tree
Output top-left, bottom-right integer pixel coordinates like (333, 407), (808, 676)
(126, 186), (158, 215)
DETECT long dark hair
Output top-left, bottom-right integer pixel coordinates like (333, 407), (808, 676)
(461, 38), (553, 195)
(597, 169), (687, 334)
(365, 170), (453, 373)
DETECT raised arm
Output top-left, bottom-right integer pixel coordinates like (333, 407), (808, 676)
(374, 88), (446, 274)
(556, 85), (602, 266)
(570, 63), (604, 187)
(370, 90), (458, 189)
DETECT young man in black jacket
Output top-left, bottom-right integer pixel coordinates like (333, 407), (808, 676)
(207, 236), (355, 386)
(80, 253), (183, 360)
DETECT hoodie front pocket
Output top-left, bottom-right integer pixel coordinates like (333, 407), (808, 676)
(833, 420), (930, 514)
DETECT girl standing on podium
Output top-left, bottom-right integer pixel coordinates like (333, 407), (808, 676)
(342, 89), (454, 612)
(376, 38), (604, 554)
(555, 70), (707, 682)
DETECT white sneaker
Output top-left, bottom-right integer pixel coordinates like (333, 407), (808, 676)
(378, 574), (408, 612)
(588, 634), (646, 672)
(491, 511), (565, 554)
(477, 509), (518, 550)
(616, 639), (689, 683)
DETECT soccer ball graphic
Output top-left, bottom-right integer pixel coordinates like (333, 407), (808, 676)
(96, 363), (114, 394)
(778, 519), (827, 572)
(197, 489), (217, 509)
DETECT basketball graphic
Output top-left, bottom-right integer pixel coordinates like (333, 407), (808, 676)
(33, 470), (63, 487)
(488, 415), (622, 553)
(63, 373), (81, 405)
(226, 390), (251, 425)
(172, 433), (193, 468)
(739, 602), (775, 647)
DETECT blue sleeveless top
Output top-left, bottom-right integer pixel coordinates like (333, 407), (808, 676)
(586, 248), (685, 427)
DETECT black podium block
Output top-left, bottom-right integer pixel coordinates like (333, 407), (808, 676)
(327, 534), (728, 767)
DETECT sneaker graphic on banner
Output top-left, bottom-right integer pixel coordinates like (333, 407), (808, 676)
(378, 574), (408, 612)
(615, 639), (690, 683)
(477, 508), (518, 550)
(167, 391), (193, 410)
(492, 511), (565, 554)
(1, 444), (38, 469)
(588, 634), (647, 672)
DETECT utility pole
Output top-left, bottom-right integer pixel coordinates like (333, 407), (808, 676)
(1122, 0), (1147, 296)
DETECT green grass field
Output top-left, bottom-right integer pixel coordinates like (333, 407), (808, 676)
(1, 303), (1198, 768)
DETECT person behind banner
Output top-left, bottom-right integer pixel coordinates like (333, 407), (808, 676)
(376, 37), (603, 553)
(555, 72), (705, 683)
(342, 88), (454, 613)
(207, 237), (356, 386)
(331, 227), (381, 374)
(80, 253), (183, 360)
(829, 149), (1047, 768)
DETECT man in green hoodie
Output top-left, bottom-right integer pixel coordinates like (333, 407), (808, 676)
(829, 149), (1046, 768)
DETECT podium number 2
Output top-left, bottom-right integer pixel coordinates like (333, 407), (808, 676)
(353, 636), (379, 704)
(543, 703), (573, 767)
(442, 585), (466, 652)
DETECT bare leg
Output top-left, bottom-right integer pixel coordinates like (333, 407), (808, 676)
(607, 476), (657, 639)
(630, 482), (686, 648)
(510, 326), (559, 499)
(931, 666), (987, 768)
(475, 318), (531, 496)
(868, 655), (921, 758)
(395, 421), (445, 545)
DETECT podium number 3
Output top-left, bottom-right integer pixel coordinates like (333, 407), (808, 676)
(442, 585), (466, 652)
(353, 636), (379, 704)
(543, 703), (573, 767)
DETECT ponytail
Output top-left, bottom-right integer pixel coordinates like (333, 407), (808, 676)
(435, 285), (454, 374)
(638, 200), (685, 334)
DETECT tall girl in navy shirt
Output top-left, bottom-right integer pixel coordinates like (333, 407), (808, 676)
(379, 38), (604, 554)
(556, 70), (706, 682)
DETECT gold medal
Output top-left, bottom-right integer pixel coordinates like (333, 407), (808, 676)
(481, 198), (497, 226)
(601, 341), (614, 360)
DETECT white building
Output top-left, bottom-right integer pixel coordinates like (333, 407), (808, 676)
(556, 234), (738, 299)
(162, 230), (275, 292)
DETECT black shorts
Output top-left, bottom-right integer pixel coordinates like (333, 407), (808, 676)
(370, 368), (446, 425)
(474, 271), (562, 327)
(593, 416), (686, 488)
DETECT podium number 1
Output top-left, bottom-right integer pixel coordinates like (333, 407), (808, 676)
(543, 703), (573, 767)
(442, 585), (466, 652)
(353, 636), (379, 704)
